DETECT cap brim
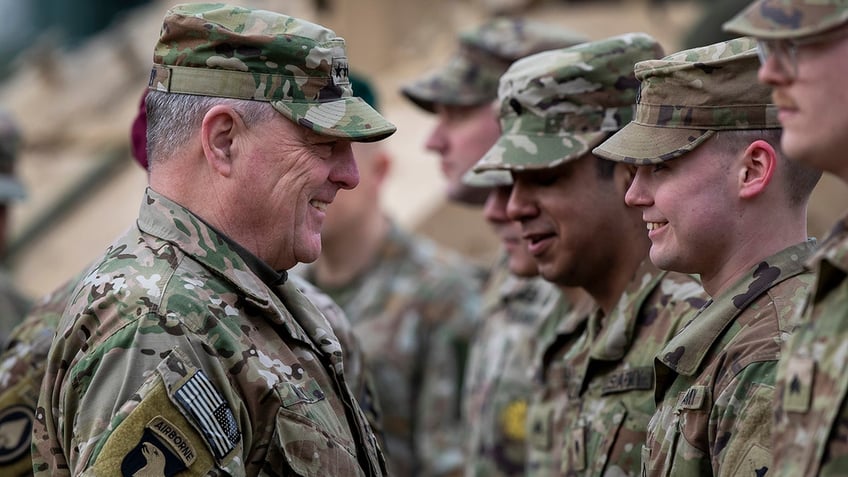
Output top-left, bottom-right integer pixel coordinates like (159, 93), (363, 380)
(474, 131), (608, 172)
(272, 97), (396, 142)
(461, 168), (512, 188)
(723, 2), (848, 39)
(401, 58), (496, 113)
(0, 176), (26, 202)
(593, 122), (714, 165)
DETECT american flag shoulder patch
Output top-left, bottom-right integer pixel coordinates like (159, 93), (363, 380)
(174, 370), (241, 460)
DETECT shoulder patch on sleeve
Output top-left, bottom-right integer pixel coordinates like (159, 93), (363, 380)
(91, 377), (215, 477)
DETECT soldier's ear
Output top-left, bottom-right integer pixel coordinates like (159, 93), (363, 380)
(738, 139), (776, 200)
(200, 105), (241, 177)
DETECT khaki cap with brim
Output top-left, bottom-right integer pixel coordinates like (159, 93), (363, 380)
(593, 37), (780, 165)
(472, 33), (663, 173)
(149, 3), (395, 142)
(401, 18), (588, 113)
(723, 0), (848, 40)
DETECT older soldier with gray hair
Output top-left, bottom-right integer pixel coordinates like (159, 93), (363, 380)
(594, 36), (821, 477)
(32, 4), (395, 476)
(724, 2), (848, 475)
(472, 34), (707, 476)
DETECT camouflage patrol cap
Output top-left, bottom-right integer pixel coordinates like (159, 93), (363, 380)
(401, 18), (588, 113)
(472, 33), (663, 173)
(461, 168), (512, 188)
(0, 111), (26, 202)
(149, 3), (395, 142)
(724, 0), (848, 40)
(593, 37), (779, 165)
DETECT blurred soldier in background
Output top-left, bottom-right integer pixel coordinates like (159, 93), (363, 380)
(726, 1), (848, 474)
(472, 34), (707, 476)
(595, 37), (820, 476)
(299, 74), (483, 477)
(0, 112), (30, 351)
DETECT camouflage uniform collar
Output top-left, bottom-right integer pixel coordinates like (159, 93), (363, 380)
(807, 213), (848, 303)
(657, 239), (816, 376)
(137, 187), (275, 307)
(199, 218), (288, 288)
(589, 258), (667, 362)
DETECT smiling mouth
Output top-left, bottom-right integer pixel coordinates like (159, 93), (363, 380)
(646, 221), (667, 231)
(310, 199), (329, 212)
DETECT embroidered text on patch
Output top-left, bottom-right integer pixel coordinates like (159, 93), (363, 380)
(174, 370), (240, 460)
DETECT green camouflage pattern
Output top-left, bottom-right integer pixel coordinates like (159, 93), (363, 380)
(150, 3), (395, 142)
(594, 37), (780, 165)
(771, 218), (848, 476)
(401, 18), (588, 113)
(0, 111), (26, 202)
(0, 269), (377, 477)
(644, 240), (816, 477)
(299, 219), (483, 477)
(463, 256), (561, 477)
(32, 188), (387, 477)
(472, 33), (663, 173)
(724, 0), (848, 40)
(526, 259), (706, 477)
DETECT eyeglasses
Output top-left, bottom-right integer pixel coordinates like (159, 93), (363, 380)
(757, 26), (848, 79)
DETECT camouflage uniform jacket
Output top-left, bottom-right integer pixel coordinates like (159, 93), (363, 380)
(0, 271), (31, 351)
(643, 240), (816, 477)
(463, 254), (560, 477)
(301, 219), (482, 477)
(526, 259), (706, 477)
(0, 274), (77, 477)
(772, 223), (848, 476)
(32, 188), (386, 477)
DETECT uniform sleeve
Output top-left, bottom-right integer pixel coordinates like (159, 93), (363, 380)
(709, 360), (775, 477)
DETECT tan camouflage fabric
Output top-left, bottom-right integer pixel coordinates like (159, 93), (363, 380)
(526, 259), (706, 476)
(0, 273), (73, 477)
(32, 188), (386, 477)
(401, 18), (588, 113)
(593, 37), (780, 164)
(771, 219), (848, 476)
(724, 0), (848, 40)
(299, 220), (483, 477)
(644, 240), (816, 477)
(0, 266), (375, 477)
(472, 33), (664, 174)
(149, 3), (395, 142)
(463, 255), (560, 477)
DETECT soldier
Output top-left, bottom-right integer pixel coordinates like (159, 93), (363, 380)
(402, 17), (587, 206)
(299, 75), (483, 477)
(724, 2), (848, 475)
(402, 19), (588, 477)
(460, 168), (583, 477)
(32, 4), (395, 476)
(471, 33), (708, 476)
(593, 36), (821, 476)
(0, 111), (31, 350)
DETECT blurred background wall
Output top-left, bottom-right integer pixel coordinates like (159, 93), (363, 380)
(0, 0), (844, 298)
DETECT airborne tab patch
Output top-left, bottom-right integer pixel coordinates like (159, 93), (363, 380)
(121, 416), (195, 477)
(174, 370), (240, 460)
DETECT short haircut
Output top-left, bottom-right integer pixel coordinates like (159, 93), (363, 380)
(713, 129), (821, 207)
(145, 91), (277, 165)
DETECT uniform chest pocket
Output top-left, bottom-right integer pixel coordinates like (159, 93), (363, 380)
(563, 401), (630, 475)
(270, 379), (362, 477)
